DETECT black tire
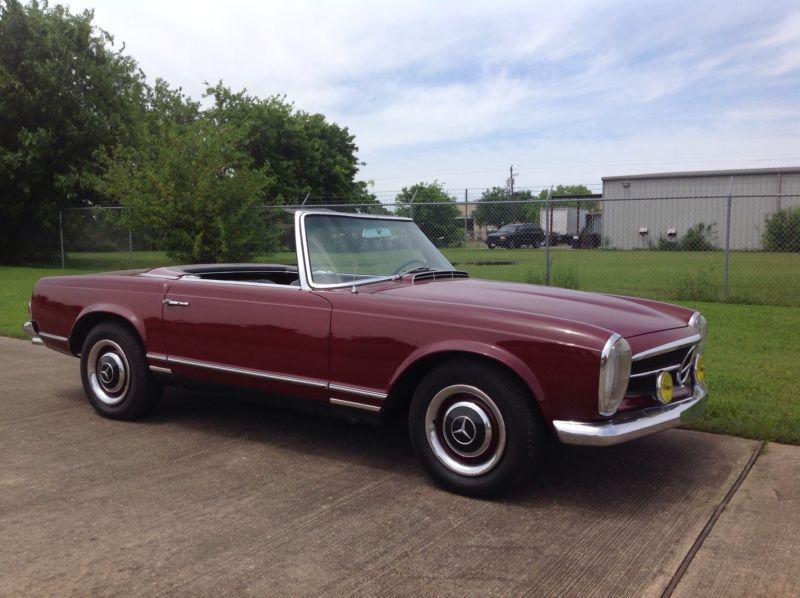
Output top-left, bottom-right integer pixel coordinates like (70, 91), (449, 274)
(487, 243), (496, 249)
(80, 322), (161, 420)
(409, 359), (545, 497)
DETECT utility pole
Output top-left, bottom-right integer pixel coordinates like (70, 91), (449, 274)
(509, 165), (515, 196)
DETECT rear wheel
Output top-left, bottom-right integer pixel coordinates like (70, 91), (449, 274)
(80, 322), (161, 420)
(409, 359), (545, 497)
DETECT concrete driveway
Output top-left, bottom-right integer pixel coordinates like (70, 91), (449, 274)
(1, 337), (797, 596)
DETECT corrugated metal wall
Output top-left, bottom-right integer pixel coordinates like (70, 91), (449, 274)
(602, 171), (800, 250)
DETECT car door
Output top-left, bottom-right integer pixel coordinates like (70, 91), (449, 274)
(161, 279), (332, 401)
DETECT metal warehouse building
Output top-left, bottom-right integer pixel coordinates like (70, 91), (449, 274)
(601, 167), (800, 250)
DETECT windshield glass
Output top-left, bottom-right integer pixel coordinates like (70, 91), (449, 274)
(497, 224), (518, 233)
(303, 213), (454, 286)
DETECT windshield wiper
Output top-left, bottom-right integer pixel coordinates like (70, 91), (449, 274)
(393, 266), (434, 279)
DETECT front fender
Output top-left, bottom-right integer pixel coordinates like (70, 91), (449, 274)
(388, 339), (548, 415)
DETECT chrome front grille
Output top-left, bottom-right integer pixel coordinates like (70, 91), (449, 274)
(627, 344), (696, 396)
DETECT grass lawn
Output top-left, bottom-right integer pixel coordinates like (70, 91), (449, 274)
(443, 245), (800, 306)
(678, 301), (800, 444)
(2, 250), (799, 444)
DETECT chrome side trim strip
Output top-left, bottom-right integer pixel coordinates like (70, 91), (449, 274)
(329, 383), (388, 401)
(553, 388), (707, 447)
(632, 334), (702, 361)
(177, 278), (303, 290)
(149, 366), (172, 375)
(329, 398), (382, 413)
(138, 272), (181, 279)
(39, 331), (69, 343)
(146, 353), (169, 362)
(166, 355), (328, 389)
(629, 364), (680, 379)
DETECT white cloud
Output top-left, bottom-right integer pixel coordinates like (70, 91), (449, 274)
(64, 0), (800, 191)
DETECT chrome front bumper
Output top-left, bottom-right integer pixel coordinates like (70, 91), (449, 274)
(23, 320), (43, 345)
(552, 387), (708, 447)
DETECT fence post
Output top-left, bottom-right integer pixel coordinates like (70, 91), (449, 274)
(464, 189), (468, 243)
(59, 210), (65, 269)
(723, 176), (733, 302)
(544, 187), (552, 285)
(128, 222), (133, 266)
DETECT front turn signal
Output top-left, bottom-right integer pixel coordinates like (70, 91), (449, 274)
(695, 354), (706, 384)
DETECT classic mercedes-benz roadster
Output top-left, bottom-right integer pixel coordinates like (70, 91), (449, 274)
(25, 210), (707, 496)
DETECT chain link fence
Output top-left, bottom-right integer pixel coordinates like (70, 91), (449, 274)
(58, 184), (800, 307)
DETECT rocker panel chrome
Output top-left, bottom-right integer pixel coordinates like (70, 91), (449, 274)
(161, 355), (328, 389)
(329, 398), (382, 412)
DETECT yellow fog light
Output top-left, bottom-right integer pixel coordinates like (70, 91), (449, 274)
(695, 354), (706, 384)
(656, 371), (674, 404)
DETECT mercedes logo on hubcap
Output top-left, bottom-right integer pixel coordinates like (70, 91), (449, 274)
(450, 415), (477, 446)
(99, 362), (115, 385)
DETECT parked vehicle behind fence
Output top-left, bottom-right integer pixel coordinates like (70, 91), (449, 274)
(485, 223), (545, 249)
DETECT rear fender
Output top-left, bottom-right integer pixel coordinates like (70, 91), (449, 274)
(69, 304), (148, 355)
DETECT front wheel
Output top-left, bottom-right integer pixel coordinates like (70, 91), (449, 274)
(409, 359), (545, 497)
(80, 322), (161, 420)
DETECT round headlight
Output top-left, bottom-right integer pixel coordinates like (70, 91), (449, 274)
(689, 312), (708, 353)
(598, 334), (632, 416)
(656, 371), (674, 404)
(695, 354), (706, 384)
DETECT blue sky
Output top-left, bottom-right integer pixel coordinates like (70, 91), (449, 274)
(66, 0), (800, 198)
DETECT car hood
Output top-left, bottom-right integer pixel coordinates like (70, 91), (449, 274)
(376, 278), (688, 339)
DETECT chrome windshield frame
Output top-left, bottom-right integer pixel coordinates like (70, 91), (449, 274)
(294, 210), (449, 291)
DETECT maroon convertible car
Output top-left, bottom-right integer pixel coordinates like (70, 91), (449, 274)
(25, 210), (707, 497)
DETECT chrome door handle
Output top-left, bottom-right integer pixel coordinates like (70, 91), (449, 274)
(163, 299), (190, 307)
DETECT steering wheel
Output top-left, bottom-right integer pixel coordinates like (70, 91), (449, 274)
(393, 259), (427, 276)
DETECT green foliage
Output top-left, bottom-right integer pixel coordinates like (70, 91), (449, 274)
(472, 187), (540, 227)
(395, 182), (462, 247)
(524, 265), (579, 289)
(204, 83), (377, 206)
(658, 222), (717, 251)
(0, 3), (377, 265)
(97, 114), (272, 263)
(675, 269), (720, 302)
(0, 0), (145, 262)
(553, 266), (580, 289)
(536, 184), (597, 210)
(763, 207), (800, 252)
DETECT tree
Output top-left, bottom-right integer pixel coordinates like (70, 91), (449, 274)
(762, 207), (800, 252)
(0, 0), (146, 262)
(395, 182), (462, 247)
(205, 83), (378, 207)
(97, 111), (273, 263)
(472, 187), (539, 227)
(536, 184), (597, 210)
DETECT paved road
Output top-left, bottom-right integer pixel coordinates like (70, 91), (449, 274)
(1, 337), (797, 596)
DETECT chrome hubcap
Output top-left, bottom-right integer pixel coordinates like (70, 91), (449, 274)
(425, 384), (506, 477)
(87, 339), (130, 406)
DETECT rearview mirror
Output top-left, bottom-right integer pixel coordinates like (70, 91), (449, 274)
(362, 227), (392, 239)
